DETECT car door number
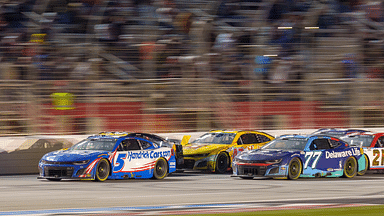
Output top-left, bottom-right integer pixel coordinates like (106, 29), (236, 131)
(113, 153), (127, 172)
(304, 152), (322, 169)
(372, 149), (384, 166)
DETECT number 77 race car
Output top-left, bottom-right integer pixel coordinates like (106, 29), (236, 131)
(232, 134), (366, 180)
(38, 132), (177, 181)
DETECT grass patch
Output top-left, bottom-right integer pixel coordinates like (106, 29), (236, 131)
(169, 205), (384, 216)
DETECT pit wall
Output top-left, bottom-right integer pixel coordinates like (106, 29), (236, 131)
(1, 128), (382, 175)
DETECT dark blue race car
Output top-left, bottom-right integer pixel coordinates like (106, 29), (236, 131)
(38, 132), (177, 181)
(232, 134), (366, 180)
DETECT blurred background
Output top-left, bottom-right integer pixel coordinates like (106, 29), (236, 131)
(0, 0), (383, 136)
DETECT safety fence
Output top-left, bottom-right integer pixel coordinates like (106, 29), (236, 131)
(1, 77), (383, 136)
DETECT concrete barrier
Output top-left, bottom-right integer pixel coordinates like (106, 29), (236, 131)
(0, 136), (87, 175)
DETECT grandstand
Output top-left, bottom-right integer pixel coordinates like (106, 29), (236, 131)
(0, 0), (383, 135)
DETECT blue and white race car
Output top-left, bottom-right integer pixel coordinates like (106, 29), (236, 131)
(38, 132), (177, 181)
(232, 134), (366, 180)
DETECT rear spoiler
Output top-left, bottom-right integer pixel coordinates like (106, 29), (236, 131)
(180, 135), (191, 146)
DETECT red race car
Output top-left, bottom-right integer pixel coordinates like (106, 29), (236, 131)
(340, 131), (384, 175)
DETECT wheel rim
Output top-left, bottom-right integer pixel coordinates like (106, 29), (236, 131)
(97, 161), (109, 180)
(345, 158), (356, 177)
(217, 154), (228, 172)
(155, 159), (167, 178)
(289, 160), (300, 177)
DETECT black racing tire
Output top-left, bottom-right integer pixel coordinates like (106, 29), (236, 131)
(215, 152), (229, 174)
(343, 156), (357, 178)
(288, 157), (302, 180)
(153, 157), (168, 180)
(47, 178), (61, 181)
(95, 158), (110, 182)
(357, 154), (368, 176)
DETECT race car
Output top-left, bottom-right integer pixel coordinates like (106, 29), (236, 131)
(339, 131), (384, 175)
(182, 130), (275, 173)
(309, 128), (374, 175)
(232, 134), (366, 179)
(38, 132), (177, 181)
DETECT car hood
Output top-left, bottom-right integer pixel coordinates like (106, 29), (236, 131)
(236, 149), (298, 161)
(41, 149), (109, 162)
(183, 143), (228, 155)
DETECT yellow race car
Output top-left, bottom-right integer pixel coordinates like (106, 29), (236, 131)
(181, 130), (275, 173)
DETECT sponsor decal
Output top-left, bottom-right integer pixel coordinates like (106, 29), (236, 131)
(231, 147), (244, 159)
(169, 162), (176, 168)
(127, 150), (171, 162)
(325, 148), (361, 159)
(113, 149), (172, 173)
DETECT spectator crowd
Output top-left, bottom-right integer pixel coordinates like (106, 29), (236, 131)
(0, 0), (383, 102)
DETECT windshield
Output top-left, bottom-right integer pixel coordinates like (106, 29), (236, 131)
(262, 137), (308, 150)
(191, 133), (236, 144)
(71, 139), (116, 151)
(341, 135), (374, 147)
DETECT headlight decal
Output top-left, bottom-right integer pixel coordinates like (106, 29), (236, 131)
(72, 160), (90, 165)
(265, 159), (282, 164)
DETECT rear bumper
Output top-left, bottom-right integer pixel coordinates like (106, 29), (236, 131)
(181, 156), (216, 172)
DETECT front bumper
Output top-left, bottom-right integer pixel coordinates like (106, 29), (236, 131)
(37, 176), (93, 180)
(38, 163), (94, 180)
(232, 162), (287, 178)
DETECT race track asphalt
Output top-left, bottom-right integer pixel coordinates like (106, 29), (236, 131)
(1, 171), (384, 215)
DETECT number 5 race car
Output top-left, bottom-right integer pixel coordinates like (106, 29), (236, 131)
(38, 132), (177, 181)
(232, 134), (366, 180)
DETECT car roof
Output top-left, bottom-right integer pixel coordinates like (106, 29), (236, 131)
(97, 131), (132, 138)
(88, 132), (169, 143)
(342, 131), (376, 137)
(209, 130), (273, 135)
(279, 134), (309, 139)
(279, 134), (339, 140)
(312, 128), (369, 133)
(209, 130), (239, 133)
(88, 132), (146, 140)
(311, 128), (370, 137)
